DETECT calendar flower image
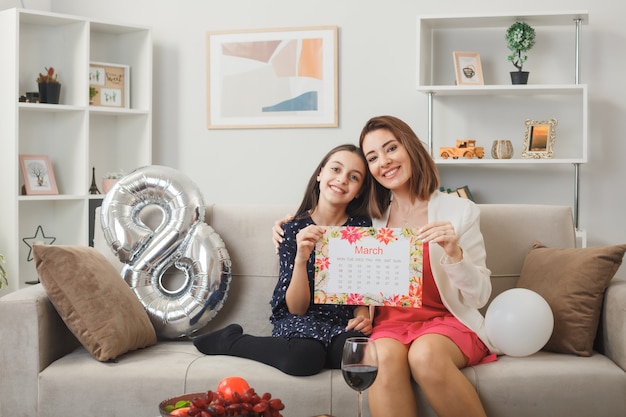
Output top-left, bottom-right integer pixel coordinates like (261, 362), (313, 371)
(326, 293), (344, 304)
(346, 293), (365, 304)
(315, 255), (330, 271)
(375, 227), (398, 245)
(314, 289), (327, 304)
(382, 294), (402, 306)
(339, 225), (366, 244)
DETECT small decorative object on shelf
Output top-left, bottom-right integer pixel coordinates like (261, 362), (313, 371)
(36, 66), (61, 104)
(18, 91), (40, 103)
(0, 253), (8, 289)
(89, 167), (101, 194)
(22, 225), (56, 263)
(440, 186), (474, 202)
(453, 51), (484, 85)
(19, 154), (59, 195)
(89, 62), (129, 108)
(89, 86), (99, 105)
(102, 170), (125, 193)
(491, 139), (514, 159)
(521, 118), (557, 159)
(439, 139), (484, 159)
(505, 21), (536, 85)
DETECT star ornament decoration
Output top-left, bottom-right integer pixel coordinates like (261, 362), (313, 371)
(22, 225), (56, 262)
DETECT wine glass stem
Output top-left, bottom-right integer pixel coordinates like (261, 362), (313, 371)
(357, 390), (362, 417)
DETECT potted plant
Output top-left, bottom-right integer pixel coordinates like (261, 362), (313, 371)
(505, 21), (536, 85)
(89, 87), (99, 105)
(36, 66), (62, 103)
(102, 170), (125, 193)
(0, 253), (8, 290)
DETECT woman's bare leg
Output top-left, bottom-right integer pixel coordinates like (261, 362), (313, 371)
(368, 338), (417, 417)
(408, 334), (487, 417)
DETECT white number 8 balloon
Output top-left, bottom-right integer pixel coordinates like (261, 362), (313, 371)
(100, 165), (232, 339)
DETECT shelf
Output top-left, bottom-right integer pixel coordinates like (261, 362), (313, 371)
(416, 84), (586, 96)
(0, 8), (152, 292)
(434, 158), (586, 166)
(417, 11), (589, 29)
(416, 11), (588, 233)
(416, 11), (589, 87)
(89, 106), (150, 115)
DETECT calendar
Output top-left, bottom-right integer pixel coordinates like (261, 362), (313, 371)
(314, 226), (423, 307)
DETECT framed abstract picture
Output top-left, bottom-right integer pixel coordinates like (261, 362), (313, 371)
(206, 26), (338, 129)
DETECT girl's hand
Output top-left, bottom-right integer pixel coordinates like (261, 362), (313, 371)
(272, 214), (293, 254)
(418, 221), (463, 263)
(295, 225), (324, 263)
(347, 306), (373, 335)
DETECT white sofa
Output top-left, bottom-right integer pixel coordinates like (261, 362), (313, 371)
(1, 204), (625, 417)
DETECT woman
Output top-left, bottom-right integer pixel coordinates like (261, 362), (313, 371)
(359, 115), (497, 417)
(193, 144), (373, 376)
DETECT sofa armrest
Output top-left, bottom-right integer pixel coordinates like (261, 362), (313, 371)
(602, 280), (626, 371)
(0, 284), (79, 417)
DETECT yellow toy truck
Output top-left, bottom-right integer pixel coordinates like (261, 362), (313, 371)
(439, 140), (484, 159)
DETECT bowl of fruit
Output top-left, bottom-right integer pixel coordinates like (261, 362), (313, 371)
(159, 376), (286, 417)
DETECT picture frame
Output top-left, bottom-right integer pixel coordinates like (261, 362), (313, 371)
(89, 62), (130, 108)
(19, 154), (58, 195)
(521, 119), (558, 159)
(206, 26), (338, 129)
(453, 52), (484, 86)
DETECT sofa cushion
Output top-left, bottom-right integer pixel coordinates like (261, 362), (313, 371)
(516, 241), (626, 356)
(33, 245), (157, 361)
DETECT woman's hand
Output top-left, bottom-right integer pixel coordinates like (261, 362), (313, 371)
(418, 221), (463, 263)
(347, 306), (373, 335)
(272, 214), (293, 254)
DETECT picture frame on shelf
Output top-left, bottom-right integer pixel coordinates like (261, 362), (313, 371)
(521, 119), (558, 159)
(206, 26), (338, 129)
(89, 62), (130, 108)
(453, 52), (484, 86)
(19, 154), (58, 195)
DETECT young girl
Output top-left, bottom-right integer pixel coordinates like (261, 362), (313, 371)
(193, 144), (373, 376)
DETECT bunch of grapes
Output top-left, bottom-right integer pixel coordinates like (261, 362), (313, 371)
(184, 388), (285, 417)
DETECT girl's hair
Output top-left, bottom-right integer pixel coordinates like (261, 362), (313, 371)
(294, 144), (371, 219)
(358, 115), (440, 219)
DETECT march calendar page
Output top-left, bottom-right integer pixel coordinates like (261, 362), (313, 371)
(313, 226), (423, 307)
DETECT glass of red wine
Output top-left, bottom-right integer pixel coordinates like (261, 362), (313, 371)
(342, 337), (378, 417)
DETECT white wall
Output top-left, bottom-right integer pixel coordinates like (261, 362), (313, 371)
(0, 0), (48, 10)
(36, 0), (626, 248)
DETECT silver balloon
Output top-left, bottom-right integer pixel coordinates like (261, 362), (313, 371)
(100, 165), (232, 339)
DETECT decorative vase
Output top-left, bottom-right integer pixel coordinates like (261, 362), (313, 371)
(510, 71), (529, 85)
(38, 82), (61, 104)
(491, 140), (514, 159)
(102, 178), (118, 194)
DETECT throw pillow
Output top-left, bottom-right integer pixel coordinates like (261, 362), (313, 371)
(34, 245), (157, 361)
(516, 241), (626, 356)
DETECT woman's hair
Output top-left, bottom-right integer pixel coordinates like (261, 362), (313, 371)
(294, 144), (371, 219)
(358, 115), (440, 219)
